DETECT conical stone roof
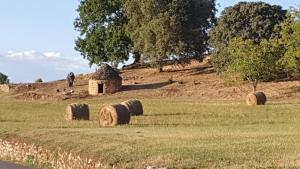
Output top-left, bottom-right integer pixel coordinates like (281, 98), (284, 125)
(91, 63), (121, 80)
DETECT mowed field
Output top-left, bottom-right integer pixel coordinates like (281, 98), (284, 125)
(0, 92), (299, 169)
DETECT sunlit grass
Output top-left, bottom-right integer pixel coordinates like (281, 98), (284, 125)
(0, 93), (299, 168)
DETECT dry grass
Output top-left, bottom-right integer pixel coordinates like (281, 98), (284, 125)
(0, 92), (299, 168)
(7, 62), (300, 102)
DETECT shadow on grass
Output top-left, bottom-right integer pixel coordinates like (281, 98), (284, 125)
(143, 112), (187, 117)
(267, 101), (300, 105)
(130, 123), (188, 127)
(0, 119), (25, 123)
(165, 65), (214, 74)
(121, 81), (172, 91)
(274, 76), (300, 83)
(285, 86), (300, 94)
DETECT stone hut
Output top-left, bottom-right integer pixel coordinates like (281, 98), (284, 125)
(88, 64), (122, 95)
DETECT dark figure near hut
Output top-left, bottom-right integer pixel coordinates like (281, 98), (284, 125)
(66, 72), (75, 88)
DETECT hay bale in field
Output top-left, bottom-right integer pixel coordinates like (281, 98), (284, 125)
(98, 104), (130, 126)
(246, 92), (267, 106)
(121, 99), (143, 116)
(66, 104), (90, 121)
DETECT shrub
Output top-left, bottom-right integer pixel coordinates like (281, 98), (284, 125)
(222, 38), (281, 92)
(0, 72), (9, 84)
(35, 78), (43, 83)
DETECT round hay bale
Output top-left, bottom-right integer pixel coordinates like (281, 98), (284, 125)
(121, 99), (143, 116)
(66, 104), (90, 121)
(98, 104), (130, 126)
(246, 92), (267, 106)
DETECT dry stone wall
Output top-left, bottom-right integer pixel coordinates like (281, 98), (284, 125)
(0, 139), (111, 169)
(89, 79), (122, 95)
(89, 80), (100, 96)
(104, 79), (122, 94)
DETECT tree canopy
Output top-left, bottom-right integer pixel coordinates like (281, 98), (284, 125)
(209, 1), (287, 73)
(278, 8), (300, 76)
(216, 7), (300, 90)
(74, 0), (132, 67)
(125, 0), (216, 70)
(223, 38), (281, 92)
(210, 1), (287, 47)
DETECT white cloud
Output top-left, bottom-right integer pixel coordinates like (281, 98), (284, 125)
(0, 50), (94, 82)
(43, 52), (61, 59)
(6, 50), (38, 60)
(3, 50), (89, 70)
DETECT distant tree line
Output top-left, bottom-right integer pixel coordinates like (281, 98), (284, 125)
(74, 1), (300, 84)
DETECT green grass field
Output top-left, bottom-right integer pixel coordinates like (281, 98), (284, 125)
(0, 93), (299, 169)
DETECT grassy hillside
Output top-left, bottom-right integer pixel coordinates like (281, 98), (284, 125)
(0, 93), (299, 168)
(8, 62), (300, 102)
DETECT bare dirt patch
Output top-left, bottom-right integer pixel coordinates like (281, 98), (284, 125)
(7, 61), (300, 101)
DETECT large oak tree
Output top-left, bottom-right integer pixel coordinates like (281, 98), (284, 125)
(74, 0), (133, 67)
(209, 2), (287, 73)
(125, 0), (216, 71)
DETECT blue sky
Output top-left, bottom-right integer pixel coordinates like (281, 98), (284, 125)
(0, 0), (298, 82)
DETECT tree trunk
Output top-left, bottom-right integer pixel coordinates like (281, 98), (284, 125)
(158, 67), (163, 72)
(133, 52), (141, 64)
(157, 60), (163, 72)
(251, 79), (258, 93)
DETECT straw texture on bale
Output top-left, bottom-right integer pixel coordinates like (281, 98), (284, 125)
(121, 99), (143, 116)
(246, 92), (267, 106)
(98, 104), (130, 126)
(66, 104), (90, 121)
